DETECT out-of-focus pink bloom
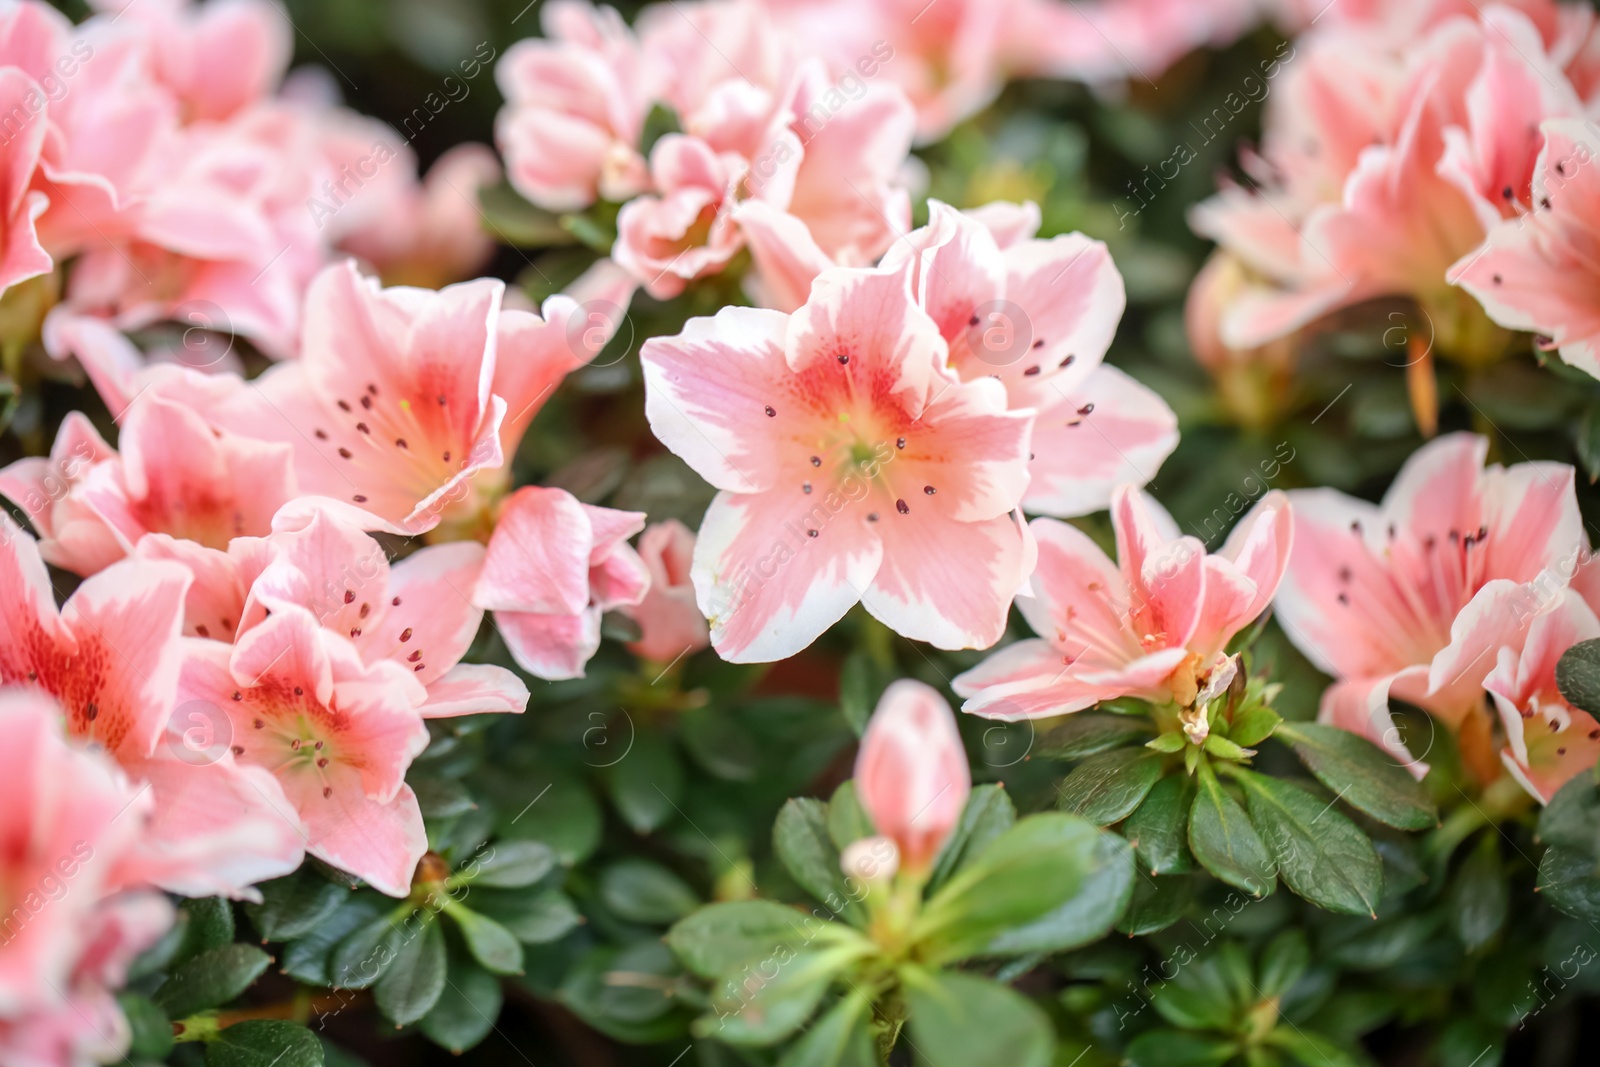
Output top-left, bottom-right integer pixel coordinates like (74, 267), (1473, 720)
(338, 144), (502, 289)
(216, 261), (622, 535)
(854, 679), (970, 874)
(178, 605), (430, 897)
(1191, 6), (1583, 359)
(625, 519), (710, 663)
(0, 688), (174, 1067)
(240, 508), (528, 717)
(955, 487), (1291, 719)
(883, 199), (1177, 517)
(1274, 433), (1584, 777)
(495, 0), (651, 212)
(0, 387), (295, 577)
(0, 515), (303, 898)
(1183, 252), (1298, 428)
(91, 0), (292, 122)
(1482, 588), (1600, 803)
(473, 486), (649, 680)
(614, 135), (748, 299)
(1451, 119), (1600, 379)
(641, 263), (1036, 662)
(0, 68), (52, 296)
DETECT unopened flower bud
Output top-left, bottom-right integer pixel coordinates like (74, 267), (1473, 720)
(854, 680), (971, 875)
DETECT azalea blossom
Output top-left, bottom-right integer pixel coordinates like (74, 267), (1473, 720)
(1450, 118), (1600, 380)
(1483, 587), (1600, 803)
(0, 514), (303, 898)
(641, 262), (1036, 662)
(473, 486), (650, 680)
(625, 520), (711, 664)
(0, 688), (175, 1067)
(954, 486), (1291, 720)
(1190, 5), (1588, 360)
(853, 679), (971, 874)
(1273, 433), (1584, 778)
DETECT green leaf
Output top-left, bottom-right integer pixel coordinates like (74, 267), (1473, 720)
(419, 954), (502, 1053)
(471, 887), (582, 944)
(1235, 771), (1382, 915)
(484, 766), (602, 865)
(1189, 767), (1276, 898)
(589, 940), (681, 1026)
(774, 798), (865, 922)
(412, 777), (476, 819)
(1056, 748), (1165, 825)
(1229, 705), (1283, 748)
(1449, 835), (1507, 952)
(1204, 734), (1254, 761)
(1258, 929), (1310, 999)
(984, 830), (1136, 955)
(702, 946), (847, 1047)
(1265, 1028), (1365, 1067)
(206, 1021), (323, 1067)
(1117, 874), (1194, 936)
(459, 840), (557, 888)
(477, 181), (572, 248)
(826, 781), (874, 851)
(1278, 723), (1436, 830)
(281, 895), (387, 986)
(1538, 774), (1600, 856)
(1556, 639), (1600, 717)
(118, 993), (173, 1060)
(608, 730), (684, 833)
(639, 102), (683, 154)
(329, 910), (412, 989)
(776, 994), (877, 1067)
(599, 858), (700, 925)
(668, 901), (834, 978)
(1573, 401), (1600, 484)
(681, 705), (761, 780)
(448, 904), (524, 975)
(246, 871), (349, 943)
(374, 918), (447, 1026)
(153, 944), (270, 1019)
(173, 897), (235, 967)
(1147, 732), (1187, 754)
(1537, 845), (1600, 921)
(915, 813), (1100, 964)
(1037, 713), (1154, 759)
(1125, 1030), (1238, 1067)
(559, 945), (686, 1045)
(1126, 774), (1195, 875)
(903, 969), (1053, 1067)
(925, 783), (1016, 895)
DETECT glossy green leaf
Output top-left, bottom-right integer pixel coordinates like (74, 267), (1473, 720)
(1117, 873), (1194, 936)
(668, 900), (844, 979)
(1126, 774), (1196, 874)
(774, 798), (865, 922)
(459, 839), (557, 888)
(826, 781), (874, 851)
(600, 858), (700, 925)
(903, 969), (1052, 1067)
(1056, 748), (1165, 825)
(1538, 774), (1600, 856)
(1037, 713), (1154, 759)
(205, 1021), (323, 1067)
(246, 870), (349, 943)
(1125, 1030), (1238, 1067)
(1556, 639), (1600, 717)
(1277, 723), (1436, 830)
(374, 917), (447, 1025)
(153, 944), (270, 1019)
(118, 993), (172, 1060)
(608, 729), (684, 834)
(1449, 835), (1507, 952)
(281, 895), (388, 986)
(776, 993), (877, 1067)
(1189, 767), (1275, 898)
(1235, 771), (1382, 915)
(925, 783), (1016, 895)
(1537, 845), (1600, 922)
(449, 904), (524, 975)
(985, 830), (1136, 955)
(419, 954), (502, 1053)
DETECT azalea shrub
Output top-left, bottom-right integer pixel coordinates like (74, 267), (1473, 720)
(4, 0), (1600, 1065)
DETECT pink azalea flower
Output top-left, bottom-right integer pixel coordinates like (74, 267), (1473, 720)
(1191, 6), (1584, 357)
(641, 262), (1036, 662)
(0, 67), (52, 297)
(1483, 588), (1600, 803)
(217, 260), (628, 534)
(0, 515), (303, 898)
(336, 143), (502, 290)
(625, 519), (711, 664)
(854, 679), (970, 875)
(177, 605), (431, 897)
(0, 392), (295, 577)
(0, 688), (175, 1067)
(1450, 118), (1600, 379)
(1273, 433), (1584, 778)
(614, 135), (750, 299)
(240, 508), (528, 717)
(955, 486), (1291, 720)
(495, 0), (651, 212)
(473, 486), (650, 680)
(882, 199), (1177, 517)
